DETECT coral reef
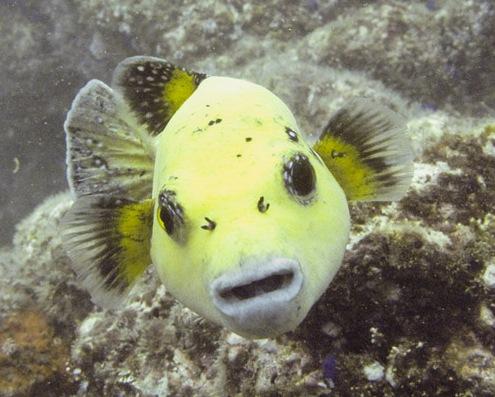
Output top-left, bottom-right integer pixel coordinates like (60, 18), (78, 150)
(1, 119), (494, 396)
(1, 0), (495, 395)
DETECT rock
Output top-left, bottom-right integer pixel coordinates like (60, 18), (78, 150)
(1, 116), (493, 396)
(0, 310), (73, 396)
(1, 0), (494, 395)
(483, 262), (495, 289)
(298, 0), (495, 115)
(364, 361), (385, 382)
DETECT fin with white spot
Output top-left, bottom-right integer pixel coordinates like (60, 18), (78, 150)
(64, 79), (154, 200)
(112, 56), (207, 136)
(62, 195), (154, 308)
(313, 99), (413, 201)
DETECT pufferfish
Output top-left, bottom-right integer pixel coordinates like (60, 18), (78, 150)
(62, 56), (413, 339)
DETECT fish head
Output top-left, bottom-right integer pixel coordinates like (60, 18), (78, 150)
(152, 139), (350, 338)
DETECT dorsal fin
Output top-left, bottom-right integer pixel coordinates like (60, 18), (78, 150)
(62, 195), (154, 308)
(112, 56), (207, 136)
(313, 99), (413, 201)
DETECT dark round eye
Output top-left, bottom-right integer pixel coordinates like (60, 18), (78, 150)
(283, 153), (316, 203)
(159, 206), (175, 235)
(157, 190), (184, 238)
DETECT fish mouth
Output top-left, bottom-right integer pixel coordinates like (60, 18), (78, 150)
(218, 270), (295, 301)
(210, 258), (304, 338)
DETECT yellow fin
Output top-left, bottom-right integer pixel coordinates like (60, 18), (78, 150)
(62, 196), (154, 308)
(112, 56), (207, 136)
(313, 99), (413, 201)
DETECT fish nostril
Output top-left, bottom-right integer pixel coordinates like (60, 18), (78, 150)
(219, 271), (294, 301)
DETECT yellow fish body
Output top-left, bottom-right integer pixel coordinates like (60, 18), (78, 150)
(62, 57), (412, 338)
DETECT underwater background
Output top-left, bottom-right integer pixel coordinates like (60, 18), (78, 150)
(1, 0), (495, 395)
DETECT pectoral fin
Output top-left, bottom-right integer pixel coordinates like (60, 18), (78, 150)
(62, 196), (154, 308)
(313, 99), (413, 201)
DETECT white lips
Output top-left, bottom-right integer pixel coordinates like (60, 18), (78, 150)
(209, 257), (304, 338)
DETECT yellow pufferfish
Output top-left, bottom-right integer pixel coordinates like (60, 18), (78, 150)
(62, 56), (413, 339)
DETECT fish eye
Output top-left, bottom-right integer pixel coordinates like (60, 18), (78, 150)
(157, 190), (185, 239)
(283, 153), (316, 204)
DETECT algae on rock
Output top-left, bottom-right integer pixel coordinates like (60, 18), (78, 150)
(1, 0), (495, 395)
(1, 119), (494, 396)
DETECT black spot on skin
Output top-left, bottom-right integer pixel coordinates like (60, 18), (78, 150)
(201, 217), (216, 231)
(236, 154), (242, 158)
(257, 196), (270, 213)
(208, 119), (222, 127)
(285, 127), (299, 142)
(206, 104), (210, 107)
(245, 137), (252, 142)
